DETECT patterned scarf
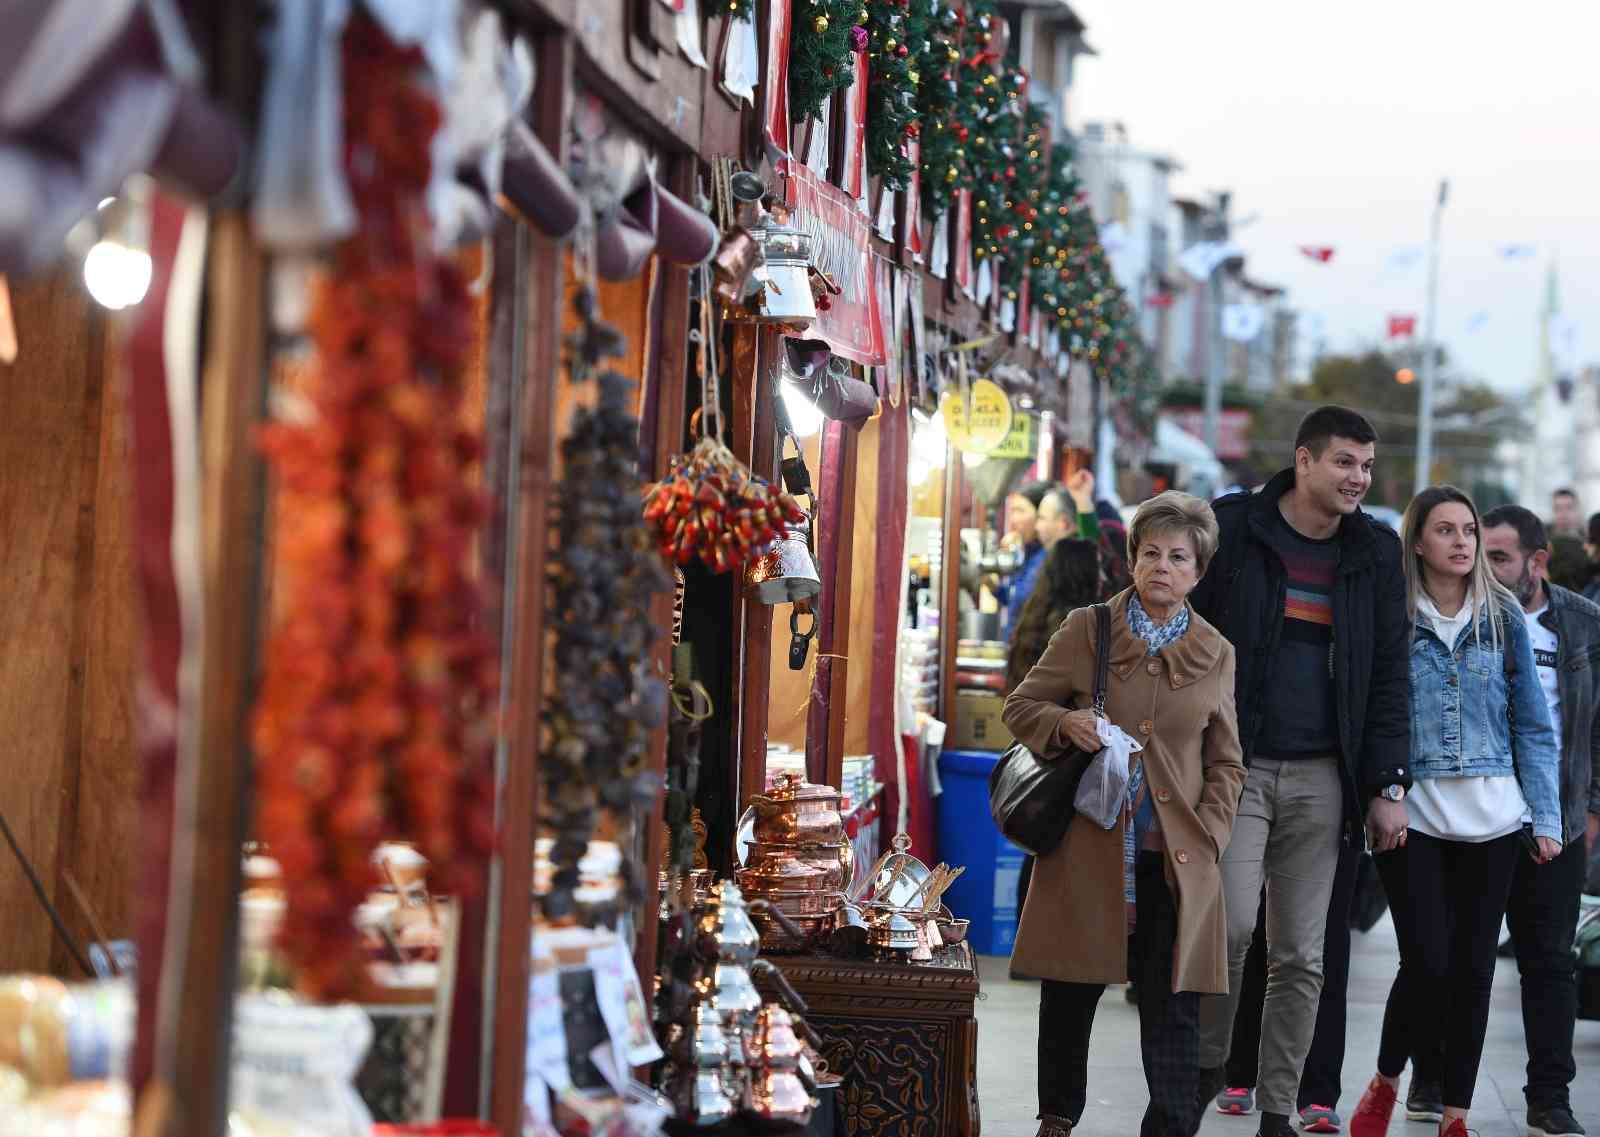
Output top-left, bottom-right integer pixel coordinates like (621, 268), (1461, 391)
(1121, 594), (1190, 930)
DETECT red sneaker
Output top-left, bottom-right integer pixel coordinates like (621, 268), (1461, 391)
(1349, 1078), (1398, 1137)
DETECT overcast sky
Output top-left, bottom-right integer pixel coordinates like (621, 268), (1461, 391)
(1067, 0), (1600, 394)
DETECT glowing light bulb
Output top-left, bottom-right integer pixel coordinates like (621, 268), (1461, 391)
(781, 381), (826, 437)
(83, 241), (152, 310)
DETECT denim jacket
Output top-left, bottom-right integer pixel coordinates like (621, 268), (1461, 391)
(1409, 596), (1563, 841)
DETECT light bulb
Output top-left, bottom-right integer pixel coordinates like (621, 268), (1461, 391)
(781, 381), (825, 438)
(83, 241), (152, 311)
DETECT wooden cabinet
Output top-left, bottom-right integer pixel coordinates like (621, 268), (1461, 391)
(765, 945), (981, 1137)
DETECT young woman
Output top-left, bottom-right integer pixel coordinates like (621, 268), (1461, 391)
(1005, 538), (1103, 695)
(1349, 486), (1562, 1137)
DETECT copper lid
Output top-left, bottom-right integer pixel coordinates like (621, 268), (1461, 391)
(765, 773), (841, 805)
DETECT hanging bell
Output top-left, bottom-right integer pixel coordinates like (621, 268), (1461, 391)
(744, 510), (821, 604)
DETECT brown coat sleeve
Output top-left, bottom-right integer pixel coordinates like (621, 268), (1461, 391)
(1195, 644), (1245, 858)
(1002, 605), (1091, 756)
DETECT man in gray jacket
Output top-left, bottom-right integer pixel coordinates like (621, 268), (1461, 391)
(1476, 506), (1600, 1137)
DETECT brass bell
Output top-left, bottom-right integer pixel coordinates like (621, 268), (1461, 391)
(743, 510), (821, 604)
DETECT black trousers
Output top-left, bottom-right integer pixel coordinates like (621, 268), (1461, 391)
(1223, 840), (1360, 1108)
(1413, 836), (1587, 1110)
(1038, 853), (1201, 1137)
(1375, 830), (1519, 1110)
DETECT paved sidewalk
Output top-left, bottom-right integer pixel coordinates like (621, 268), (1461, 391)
(975, 916), (1600, 1137)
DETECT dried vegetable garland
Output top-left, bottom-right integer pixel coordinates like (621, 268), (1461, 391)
(541, 283), (673, 923)
(252, 16), (497, 998)
(642, 276), (805, 573)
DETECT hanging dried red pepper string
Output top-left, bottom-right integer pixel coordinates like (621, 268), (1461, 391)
(252, 14), (497, 999)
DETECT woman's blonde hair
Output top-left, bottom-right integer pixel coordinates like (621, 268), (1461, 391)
(1400, 484), (1514, 647)
(1126, 491), (1220, 575)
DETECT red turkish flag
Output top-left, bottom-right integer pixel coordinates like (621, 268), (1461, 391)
(1299, 246), (1336, 263)
(1388, 314), (1418, 339)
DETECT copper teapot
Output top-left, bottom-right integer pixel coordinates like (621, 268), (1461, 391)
(748, 774), (844, 846)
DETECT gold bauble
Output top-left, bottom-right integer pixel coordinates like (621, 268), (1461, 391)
(909, 70), (920, 84)
(945, 167), (958, 181)
(884, 38), (896, 50)
(983, 74), (997, 86)
(947, 46), (959, 61)
(814, 14), (829, 32)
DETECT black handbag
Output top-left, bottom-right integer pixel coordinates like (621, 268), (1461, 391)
(987, 603), (1112, 856)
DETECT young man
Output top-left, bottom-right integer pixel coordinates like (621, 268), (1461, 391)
(1470, 506), (1600, 1137)
(1551, 488), (1584, 538)
(1189, 406), (1413, 1137)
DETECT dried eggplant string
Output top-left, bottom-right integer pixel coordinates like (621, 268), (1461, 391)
(541, 262), (673, 924)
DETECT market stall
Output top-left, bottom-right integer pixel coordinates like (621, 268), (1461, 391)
(0, 0), (1158, 1134)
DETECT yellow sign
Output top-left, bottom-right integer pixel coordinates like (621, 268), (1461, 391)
(941, 379), (1013, 454)
(987, 413), (1037, 460)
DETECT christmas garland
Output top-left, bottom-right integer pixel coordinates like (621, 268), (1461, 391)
(914, 2), (965, 218)
(253, 14), (497, 999)
(1000, 100), (1048, 301)
(863, 0), (924, 189)
(789, 0), (865, 124)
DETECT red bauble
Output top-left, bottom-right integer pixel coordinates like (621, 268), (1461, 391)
(897, 44), (908, 57)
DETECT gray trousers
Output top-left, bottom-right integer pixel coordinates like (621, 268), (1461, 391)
(1198, 757), (1343, 1117)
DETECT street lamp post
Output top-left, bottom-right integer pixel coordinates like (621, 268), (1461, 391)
(1414, 179), (1448, 495)
(1203, 192), (1231, 456)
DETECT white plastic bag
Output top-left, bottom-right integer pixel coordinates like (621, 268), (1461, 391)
(1073, 719), (1143, 830)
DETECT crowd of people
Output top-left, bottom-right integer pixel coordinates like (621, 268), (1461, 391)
(995, 407), (1600, 1137)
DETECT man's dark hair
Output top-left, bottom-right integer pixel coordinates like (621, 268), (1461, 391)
(1040, 486), (1078, 524)
(1482, 504), (1548, 554)
(1017, 480), (1053, 510)
(1553, 487), (1578, 501)
(1294, 405), (1379, 457)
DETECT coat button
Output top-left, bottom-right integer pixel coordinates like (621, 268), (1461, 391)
(1156, 789), (1172, 803)
(1138, 719), (1153, 735)
(1175, 850), (1190, 864)
(1147, 661), (1161, 675)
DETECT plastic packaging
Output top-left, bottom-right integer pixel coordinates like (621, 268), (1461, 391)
(1073, 720), (1143, 830)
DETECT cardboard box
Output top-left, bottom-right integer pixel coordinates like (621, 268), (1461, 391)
(949, 690), (1012, 752)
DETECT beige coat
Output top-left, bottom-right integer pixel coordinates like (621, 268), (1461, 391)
(1001, 588), (1245, 994)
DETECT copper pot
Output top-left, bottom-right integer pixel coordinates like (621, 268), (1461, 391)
(747, 841), (851, 891)
(746, 1005), (805, 1069)
(747, 888), (843, 918)
(748, 775), (843, 845)
(745, 1067), (816, 1128)
(736, 851), (828, 896)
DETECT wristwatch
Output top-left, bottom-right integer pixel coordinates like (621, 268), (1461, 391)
(1378, 784), (1406, 802)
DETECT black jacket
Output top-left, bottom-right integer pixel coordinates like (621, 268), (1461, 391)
(1189, 469), (1413, 844)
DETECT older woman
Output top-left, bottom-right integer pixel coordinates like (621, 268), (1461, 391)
(1003, 491), (1247, 1137)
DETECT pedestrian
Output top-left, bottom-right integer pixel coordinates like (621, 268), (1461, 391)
(1212, 834), (1362, 1132)
(1552, 488), (1584, 538)
(1428, 504), (1599, 1137)
(1000, 483), (1079, 635)
(1064, 469), (1134, 599)
(1006, 538), (1103, 927)
(1189, 406), (1413, 1137)
(1348, 486), (1563, 1137)
(1003, 491), (1246, 1137)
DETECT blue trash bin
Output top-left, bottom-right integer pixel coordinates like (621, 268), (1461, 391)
(937, 748), (1026, 956)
